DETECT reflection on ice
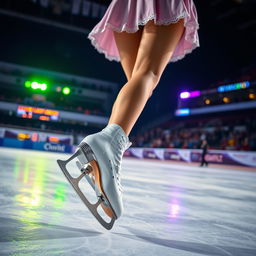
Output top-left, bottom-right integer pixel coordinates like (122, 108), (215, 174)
(169, 203), (180, 218)
(0, 148), (256, 256)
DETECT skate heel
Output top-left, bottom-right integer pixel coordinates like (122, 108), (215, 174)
(57, 143), (116, 230)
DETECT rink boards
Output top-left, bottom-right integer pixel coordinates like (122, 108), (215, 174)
(0, 136), (256, 168)
(124, 148), (256, 168)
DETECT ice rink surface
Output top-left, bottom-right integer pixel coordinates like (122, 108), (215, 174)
(0, 147), (256, 256)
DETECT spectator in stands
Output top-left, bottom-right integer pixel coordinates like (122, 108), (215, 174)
(240, 137), (250, 151)
(200, 139), (208, 167)
(129, 116), (255, 152)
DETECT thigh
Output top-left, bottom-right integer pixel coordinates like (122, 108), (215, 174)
(132, 19), (184, 79)
(114, 29), (143, 81)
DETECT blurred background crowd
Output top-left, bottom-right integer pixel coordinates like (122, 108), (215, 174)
(0, 0), (256, 152)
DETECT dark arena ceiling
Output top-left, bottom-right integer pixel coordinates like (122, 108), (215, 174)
(0, 0), (256, 122)
(1, 0), (255, 83)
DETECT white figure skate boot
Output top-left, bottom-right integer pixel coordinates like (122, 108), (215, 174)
(57, 123), (132, 230)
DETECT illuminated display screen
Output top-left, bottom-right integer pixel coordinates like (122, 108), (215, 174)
(217, 81), (250, 93)
(17, 105), (59, 121)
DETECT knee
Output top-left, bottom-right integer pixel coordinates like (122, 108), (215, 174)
(133, 69), (161, 92)
(144, 71), (161, 98)
(148, 70), (161, 87)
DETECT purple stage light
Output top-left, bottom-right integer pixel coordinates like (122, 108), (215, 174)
(189, 90), (200, 97)
(180, 92), (190, 99)
(180, 90), (201, 99)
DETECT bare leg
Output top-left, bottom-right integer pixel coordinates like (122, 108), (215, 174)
(113, 29), (143, 81)
(108, 19), (185, 136)
(107, 29), (142, 127)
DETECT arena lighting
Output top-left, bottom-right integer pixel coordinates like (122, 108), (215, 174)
(41, 83), (47, 91)
(24, 80), (48, 91)
(217, 81), (250, 93)
(175, 108), (190, 116)
(249, 93), (255, 99)
(180, 90), (200, 99)
(205, 99), (211, 105)
(223, 97), (230, 103)
(62, 86), (71, 95)
(25, 81), (31, 88)
(180, 91), (190, 99)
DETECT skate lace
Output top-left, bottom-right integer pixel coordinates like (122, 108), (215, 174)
(114, 136), (132, 193)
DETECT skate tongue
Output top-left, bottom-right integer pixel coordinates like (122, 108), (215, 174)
(102, 123), (132, 150)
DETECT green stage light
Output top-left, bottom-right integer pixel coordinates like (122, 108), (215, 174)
(31, 82), (39, 89)
(62, 87), (71, 95)
(41, 83), (47, 91)
(24, 81), (31, 88)
(25, 80), (49, 91)
(25, 81), (48, 91)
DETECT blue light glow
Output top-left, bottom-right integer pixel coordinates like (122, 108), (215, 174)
(217, 81), (250, 93)
(175, 108), (190, 116)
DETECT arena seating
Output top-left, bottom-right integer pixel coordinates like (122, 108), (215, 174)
(131, 112), (256, 151)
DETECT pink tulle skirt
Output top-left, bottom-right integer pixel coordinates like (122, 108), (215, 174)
(88, 0), (199, 62)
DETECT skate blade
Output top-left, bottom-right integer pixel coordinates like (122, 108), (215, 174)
(84, 161), (115, 219)
(57, 147), (116, 230)
(77, 161), (115, 218)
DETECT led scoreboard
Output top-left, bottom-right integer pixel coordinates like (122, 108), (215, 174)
(17, 105), (59, 121)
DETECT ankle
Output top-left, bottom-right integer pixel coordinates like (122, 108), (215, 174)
(102, 123), (132, 148)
